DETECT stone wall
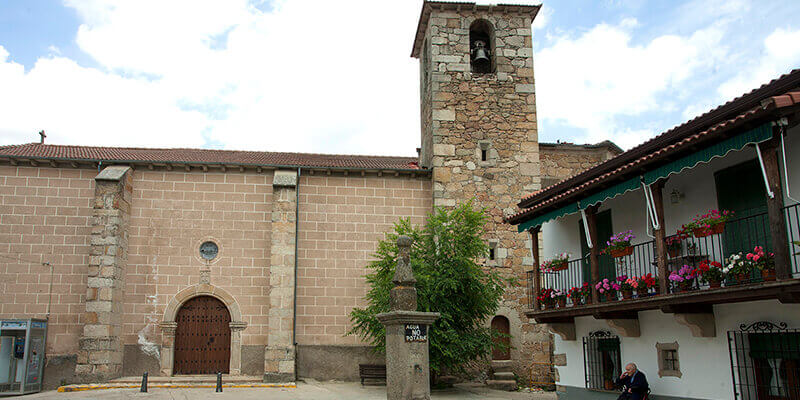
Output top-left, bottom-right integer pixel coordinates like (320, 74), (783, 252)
(539, 142), (621, 189)
(0, 165), (93, 357)
(418, 8), (551, 385)
(295, 173), (432, 348)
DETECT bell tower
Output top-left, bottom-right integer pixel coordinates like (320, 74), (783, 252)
(411, 1), (551, 387)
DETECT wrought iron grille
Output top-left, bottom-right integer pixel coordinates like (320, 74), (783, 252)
(583, 330), (622, 390)
(728, 321), (800, 399)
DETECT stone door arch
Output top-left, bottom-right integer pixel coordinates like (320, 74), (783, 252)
(160, 285), (247, 375)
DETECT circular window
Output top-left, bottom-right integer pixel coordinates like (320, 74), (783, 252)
(199, 241), (219, 260)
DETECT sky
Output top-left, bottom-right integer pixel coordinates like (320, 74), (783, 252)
(0, 0), (799, 156)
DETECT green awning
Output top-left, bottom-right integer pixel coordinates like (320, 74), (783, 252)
(749, 332), (800, 360)
(643, 123), (773, 185)
(516, 122), (773, 231)
(517, 203), (579, 232)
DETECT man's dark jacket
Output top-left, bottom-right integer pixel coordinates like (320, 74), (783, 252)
(614, 370), (649, 400)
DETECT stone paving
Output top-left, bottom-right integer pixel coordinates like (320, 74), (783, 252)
(26, 381), (557, 399)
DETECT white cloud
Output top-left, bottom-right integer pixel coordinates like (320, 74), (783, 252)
(534, 19), (727, 149)
(717, 27), (800, 100)
(532, 5), (552, 31)
(0, 0), (425, 156)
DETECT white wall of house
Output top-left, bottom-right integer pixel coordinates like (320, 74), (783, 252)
(541, 129), (800, 267)
(554, 300), (800, 399)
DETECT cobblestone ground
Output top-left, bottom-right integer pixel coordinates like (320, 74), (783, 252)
(25, 382), (557, 400)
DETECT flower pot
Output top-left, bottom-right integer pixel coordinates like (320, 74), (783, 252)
(550, 260), (568, 271)
(680, 281), (693, 292)
(653, 285), (661, 295)
(708, 279), (721, 289)
(712, 223), (725, 234)
(634, 288), (646, 298)
(736, 273), (750, 284)
(761, 269), (776, 282)
(604, 292), (616, 302)
(667, 248), (681, 258)
(692, 228), (712, 238)
(621, 289), (633, 300)
(572, 297), (583, 306)
(609, 246), (633, 258)
(557, 298), (567, 308)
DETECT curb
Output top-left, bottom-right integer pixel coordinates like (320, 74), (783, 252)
(57, 383), (296, 392)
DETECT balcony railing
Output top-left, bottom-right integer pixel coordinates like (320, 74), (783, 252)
(527, 202), (800, 311)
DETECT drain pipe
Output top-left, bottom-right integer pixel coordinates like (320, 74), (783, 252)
(292, 167), (300, 347)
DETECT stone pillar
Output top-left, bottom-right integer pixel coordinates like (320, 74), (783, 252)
(264, 170), (298, 382)
(76, 166), (132, 382)
(159, 322), (177, 376)
(377, 236), (440, 400)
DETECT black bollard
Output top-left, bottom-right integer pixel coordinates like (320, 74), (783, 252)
(140, 371), (148, 393)
(216, 372), (223, 393)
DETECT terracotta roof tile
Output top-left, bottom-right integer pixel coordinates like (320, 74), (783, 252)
(0, 143), (424, 171)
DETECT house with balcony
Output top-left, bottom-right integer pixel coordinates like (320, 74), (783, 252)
(506, 70), (800, 400)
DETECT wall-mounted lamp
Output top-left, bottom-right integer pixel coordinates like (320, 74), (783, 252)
(670, 189), (684, 204)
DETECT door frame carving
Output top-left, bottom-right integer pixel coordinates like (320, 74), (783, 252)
(160, 284), (247, 376)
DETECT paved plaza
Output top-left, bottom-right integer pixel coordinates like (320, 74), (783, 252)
(25, 381), (556, 400)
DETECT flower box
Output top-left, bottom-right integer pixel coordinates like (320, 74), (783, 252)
(621, 289), (633, 300)
(609, 246), (633, 258)
(550, 260), (568, 271)
(557, 298), (567, 308)
(761, 268), (776, 282)
(693, 222), (725, 238)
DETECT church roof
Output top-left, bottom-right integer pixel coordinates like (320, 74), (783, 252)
(0, 143), (424, 171)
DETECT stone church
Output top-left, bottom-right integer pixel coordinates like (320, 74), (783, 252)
(0, 1), (619, 388)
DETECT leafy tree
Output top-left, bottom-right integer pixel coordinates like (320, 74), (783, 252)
(348, 200), (508, 376)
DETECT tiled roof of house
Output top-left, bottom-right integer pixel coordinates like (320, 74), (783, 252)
(0, 143), (424, 171)
(506, 72), (800, 225)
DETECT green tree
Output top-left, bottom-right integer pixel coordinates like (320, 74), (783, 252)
(348, 200), (508, 376)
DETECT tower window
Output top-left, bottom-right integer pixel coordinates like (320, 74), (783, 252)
(470, 19), (494, 74)
(489, 247), (495, 260)
(481, 149), (488, 162)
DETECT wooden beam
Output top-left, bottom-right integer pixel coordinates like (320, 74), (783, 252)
(71, 162), (79, 169)
(49, 160), (57, 168)
(9, 159), (18, 166)
(586, 205), (601, 304)
(660, 304), (713, 314)
(760, 134), (791, 279)
(30, 159), (38, 167)
(651, 179), (669, 295)
(530, 227), (541, 311)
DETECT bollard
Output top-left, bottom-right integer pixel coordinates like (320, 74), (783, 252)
(216, 372), (223, 392)
(140, 372), (148, 393)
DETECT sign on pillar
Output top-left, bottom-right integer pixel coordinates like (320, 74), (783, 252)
(377, 236), (439, 400)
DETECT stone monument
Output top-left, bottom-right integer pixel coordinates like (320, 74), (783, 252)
(377, 236), (440, 400)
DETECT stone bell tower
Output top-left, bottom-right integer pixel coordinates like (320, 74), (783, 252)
(411, 1), (553, 387)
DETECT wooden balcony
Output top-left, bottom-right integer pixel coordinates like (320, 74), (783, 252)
(525, 203), (800, 339)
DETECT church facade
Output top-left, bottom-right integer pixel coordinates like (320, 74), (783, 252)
(0, 1), (620, 388)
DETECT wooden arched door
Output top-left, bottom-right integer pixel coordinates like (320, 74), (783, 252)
(174, 296), (231, 374)
(491, 316), (511, 360)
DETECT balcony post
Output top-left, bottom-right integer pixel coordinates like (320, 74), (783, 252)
(586, 205), (601, 304)
(760, 135), (791, 279)
(530, 227), (541, 310)
(651, 179), (669, 294)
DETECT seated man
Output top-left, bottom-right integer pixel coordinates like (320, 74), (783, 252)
(615, 363), (649, 400)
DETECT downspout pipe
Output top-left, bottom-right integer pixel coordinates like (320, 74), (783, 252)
(293, 167), (300, 347)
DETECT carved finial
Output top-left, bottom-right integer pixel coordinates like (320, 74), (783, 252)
(392, 235), (416, 286)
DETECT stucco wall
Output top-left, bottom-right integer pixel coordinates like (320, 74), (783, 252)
(0, 165), (94, 356)
(295, 174), (432, 346)
(554, 300), (800, 399)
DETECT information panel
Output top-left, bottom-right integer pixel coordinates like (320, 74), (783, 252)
(404, 324), (427, 342)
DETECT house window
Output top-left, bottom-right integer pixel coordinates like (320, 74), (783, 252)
(656, 342), (681, 378)
(583, 331), (621, 390)
(728, 321), (800, 399)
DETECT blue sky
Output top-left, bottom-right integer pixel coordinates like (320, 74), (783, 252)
(0, 0), (799, 154)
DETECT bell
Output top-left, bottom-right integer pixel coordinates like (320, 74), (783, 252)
(473, 48), (490, 64)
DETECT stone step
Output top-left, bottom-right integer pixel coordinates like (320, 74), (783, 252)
(492, 371), (515, 381)
(491, 360), (513, 373)
(487, 379), (517, 391)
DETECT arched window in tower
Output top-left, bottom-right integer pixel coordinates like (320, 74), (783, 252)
(469, 19), (494, 74)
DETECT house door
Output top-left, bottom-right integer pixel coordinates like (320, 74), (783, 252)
(491, 316), (511, 360)
(174, 296), (231, 375)
(715, 159), (771, 255)
(580, 210), (615, 285)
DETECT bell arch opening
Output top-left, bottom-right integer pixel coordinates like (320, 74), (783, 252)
(470, 19), (495, 74)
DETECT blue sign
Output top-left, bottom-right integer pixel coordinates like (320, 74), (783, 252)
(1, 321), (27, 329)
